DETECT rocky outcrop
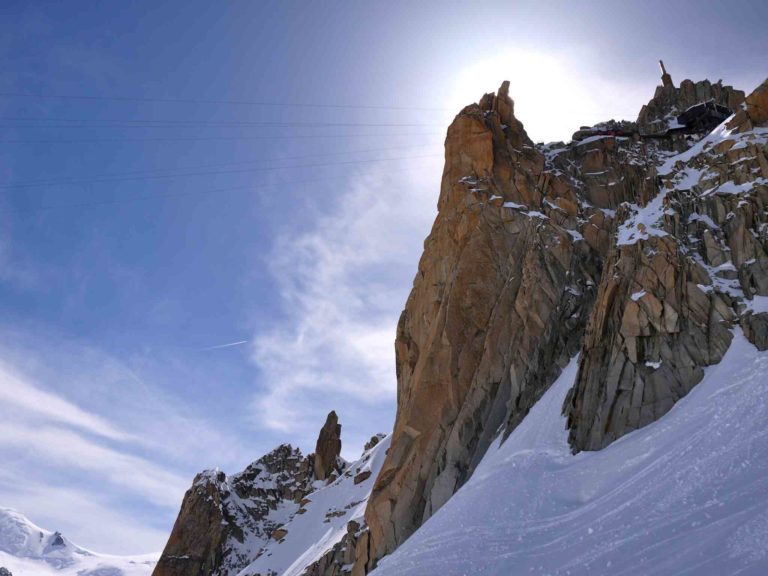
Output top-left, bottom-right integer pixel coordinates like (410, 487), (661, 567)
(565, 77), (768, 451)
(155, 413), (350, 576)
(301, 520), (362, 576)
(358, 71), (766, 572)
(153, 445), (315, 576)
(728, 78), (768, 130)
(637, 71), (745, 135)
(314, 411), (343, 481)
(237, 435), (390, 576)
(563, 236), (735, 450)
(360, 81), (607, 571)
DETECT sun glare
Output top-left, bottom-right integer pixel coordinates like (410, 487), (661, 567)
(447, 50), (618, 143)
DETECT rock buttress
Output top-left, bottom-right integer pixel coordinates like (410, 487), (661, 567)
(565, 77), (768, 451)
(359, 73), (764, 572)
(359, 82), (606, 571)
(153, 445), (315, 576)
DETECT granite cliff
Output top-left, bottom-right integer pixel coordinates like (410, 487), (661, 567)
(153, 413), (346, 576)
(155, 67), (768, 576)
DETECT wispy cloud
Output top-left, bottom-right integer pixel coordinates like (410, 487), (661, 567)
(250, 150), (443, 456)
(0, 474), (170, 555)
(0, 361), (135, 442)
(200, 339), (250, 351)
(0, 328), (256, 554)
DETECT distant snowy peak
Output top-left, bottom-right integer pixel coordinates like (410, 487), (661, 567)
(0, 508), (87, 565)
(0, 508), (156, 575)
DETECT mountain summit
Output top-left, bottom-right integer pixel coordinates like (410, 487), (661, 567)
(155, 66), (768, 576)
(0, 508), (156, 575)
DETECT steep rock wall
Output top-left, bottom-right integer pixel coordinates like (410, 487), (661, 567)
(565, 78), (768, 451)
(360, 83), (607, 571)
(359, 73), (765, 572)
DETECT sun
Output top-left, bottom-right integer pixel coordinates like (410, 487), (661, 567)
(445, 49), (620, 144)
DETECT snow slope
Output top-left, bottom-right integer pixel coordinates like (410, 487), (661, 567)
(239, 435), (390, 576)
(372, 331), (768, 576)
(0, 508), (156, 576)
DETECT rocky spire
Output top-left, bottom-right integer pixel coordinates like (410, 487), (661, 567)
(358, 81), (599, 573)
(659, 59), (673, 88)
(313, 410), (342, 481)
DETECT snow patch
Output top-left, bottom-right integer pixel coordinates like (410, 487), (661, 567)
(373, 332), (768, 575)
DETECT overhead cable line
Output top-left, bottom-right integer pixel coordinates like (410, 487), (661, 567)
(16, 163), (434, 212)
(3, 153), (441, 190)
(0, 132), (441, 144)
(0, 90), (452, 112)
(0, 116), (442, 128)
(0, 144), (438, 189)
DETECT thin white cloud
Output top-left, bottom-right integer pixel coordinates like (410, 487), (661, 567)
(0, 361), (134, 442)
(251, 151), (443, 454)
(0, 418), (187, 509)
(0, 359), (188, 512)
(0, 472), (169, 555)
(0, 331), (257, 553)
(0, 328), (255, 470)
(200, 339), (250, 351)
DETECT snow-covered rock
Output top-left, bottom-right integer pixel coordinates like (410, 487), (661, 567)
(372, 332), (768, 575)
(0, 508), (155, 576)
(155, 410), (389, 576)
(238, 435), (390, 576)
(153, 443), (318, 576)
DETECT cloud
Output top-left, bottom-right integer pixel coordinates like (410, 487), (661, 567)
(0, 417), (187, 509)
(0, 326), (254, 470)
(251, 151), (443, 456)
(0, 361), (134, 442)
(200, 339), (250, 351)
(0, 328), (257, 553)
(0, 475), (170, 555)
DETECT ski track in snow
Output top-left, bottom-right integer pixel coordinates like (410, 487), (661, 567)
(372, 332), (768, 576)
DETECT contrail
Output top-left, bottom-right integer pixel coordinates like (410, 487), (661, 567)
(200, 340), (249, 351)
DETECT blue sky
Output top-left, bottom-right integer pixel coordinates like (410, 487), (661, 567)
(0, 0), (766, 555)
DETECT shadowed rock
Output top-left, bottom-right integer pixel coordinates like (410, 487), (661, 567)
(314, 410), (342, 481)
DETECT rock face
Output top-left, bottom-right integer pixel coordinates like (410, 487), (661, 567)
(565, 77), (768, 450)
(153, 445), (315, 576)
(153, 68), (768, 576)
(357, 71), (768, 572)
(154, 413), (349, 576)
(362, 80), (605, 570)
(314, 411), (343, 481)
